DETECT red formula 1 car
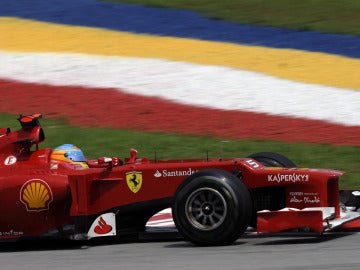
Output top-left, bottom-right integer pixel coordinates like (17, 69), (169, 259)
(0, 114), (360, 245)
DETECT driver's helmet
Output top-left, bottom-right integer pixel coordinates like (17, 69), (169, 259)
(50, 144), (88, 169)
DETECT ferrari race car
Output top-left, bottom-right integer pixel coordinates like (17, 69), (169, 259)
(0, 114), (360, 246)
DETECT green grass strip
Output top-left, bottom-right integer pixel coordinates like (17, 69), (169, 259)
(1, 113), (359, 189)
(109, 0), (360, 36)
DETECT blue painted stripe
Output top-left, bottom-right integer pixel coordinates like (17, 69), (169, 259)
(1, 0), (360, 58)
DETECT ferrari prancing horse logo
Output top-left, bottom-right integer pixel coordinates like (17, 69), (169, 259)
(126, 171), (142, 193)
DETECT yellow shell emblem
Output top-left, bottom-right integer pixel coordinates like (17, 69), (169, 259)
(20, 179), (53, 211)
(126, 171), (142, 193)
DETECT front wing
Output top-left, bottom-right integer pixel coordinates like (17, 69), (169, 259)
(257, 207), (360, 233)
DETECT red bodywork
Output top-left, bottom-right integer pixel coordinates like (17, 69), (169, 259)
(0, 114), (359, 241)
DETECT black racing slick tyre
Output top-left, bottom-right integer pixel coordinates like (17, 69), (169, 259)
(172, 169), (252, 246)
(247, 152), (296, 168)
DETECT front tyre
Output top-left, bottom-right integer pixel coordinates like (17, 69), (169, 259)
(172, 169), (252, 246)
(247, 152), (296, 167)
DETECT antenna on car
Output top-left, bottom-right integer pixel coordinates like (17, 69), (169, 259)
(219, 141), (230, 160)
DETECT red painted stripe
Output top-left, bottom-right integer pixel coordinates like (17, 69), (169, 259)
(148, 213), (173, 222)
(1, 79), (359, 145)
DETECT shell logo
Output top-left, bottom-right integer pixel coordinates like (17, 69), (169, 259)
(20, 179), (53, 212)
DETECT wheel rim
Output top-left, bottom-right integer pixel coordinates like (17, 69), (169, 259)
(185, 187), (227, 231)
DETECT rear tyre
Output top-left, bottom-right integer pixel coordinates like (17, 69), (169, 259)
(172, 169), (252, 246)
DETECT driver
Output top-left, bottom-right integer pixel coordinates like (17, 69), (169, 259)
(50, 144), (122, 169)
(50, 144), (89, 169)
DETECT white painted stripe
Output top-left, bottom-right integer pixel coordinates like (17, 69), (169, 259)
(1, 51), (359, 126)
(146, 223), (175, 228)
(146, 219), (175, 227)
(147, 208), (174, 227)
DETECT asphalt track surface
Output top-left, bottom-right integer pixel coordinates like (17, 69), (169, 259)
(1, 231), (360, 270)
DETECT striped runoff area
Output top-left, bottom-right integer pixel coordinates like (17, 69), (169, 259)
(0, 2), (360, 145)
